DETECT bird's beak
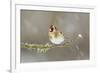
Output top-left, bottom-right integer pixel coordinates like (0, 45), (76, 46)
(49, 28), (51, 32)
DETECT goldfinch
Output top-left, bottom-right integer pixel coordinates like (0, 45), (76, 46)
(48, 25), (64, 44)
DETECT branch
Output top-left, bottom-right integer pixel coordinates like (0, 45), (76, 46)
(21, 42), (71, 53)
(21, 33), (83, 53)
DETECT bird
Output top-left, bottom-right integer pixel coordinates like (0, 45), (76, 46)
(48, 25), (64, 45)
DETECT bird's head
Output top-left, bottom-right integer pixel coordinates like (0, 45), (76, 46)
(49, 25), (57, 32)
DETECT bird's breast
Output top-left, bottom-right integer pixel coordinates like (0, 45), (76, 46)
(48, 31), (64, 44)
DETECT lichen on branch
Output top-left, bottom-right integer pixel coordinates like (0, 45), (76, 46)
(21, 42), (71, 53)
(21, 33), (82, 53)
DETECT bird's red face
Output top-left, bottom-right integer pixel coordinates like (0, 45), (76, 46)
(49, 25), (54, 32)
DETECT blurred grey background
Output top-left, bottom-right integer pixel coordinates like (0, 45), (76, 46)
(20, 10), (89, 63)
